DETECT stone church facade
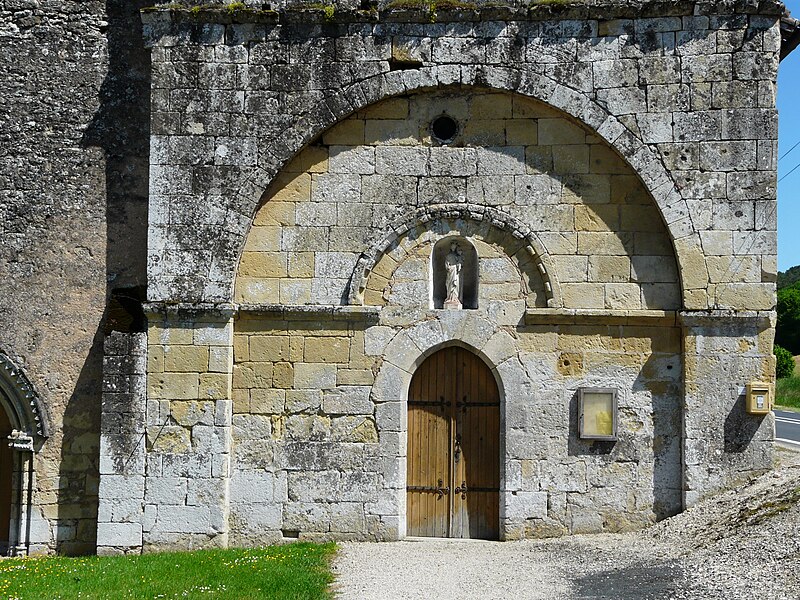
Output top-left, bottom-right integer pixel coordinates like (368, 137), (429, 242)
(0, 0), (789, 554)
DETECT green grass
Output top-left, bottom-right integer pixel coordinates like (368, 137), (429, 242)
(776, 375), (800, 410)
(0, 542), (335, 600)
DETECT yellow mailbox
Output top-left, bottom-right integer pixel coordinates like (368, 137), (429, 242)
(745, 382), (772, 415)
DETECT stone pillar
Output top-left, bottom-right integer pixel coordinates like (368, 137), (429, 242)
(97, 332), (147, 555)
(142, 304), (234, 551)
(681, 311), (775, 508)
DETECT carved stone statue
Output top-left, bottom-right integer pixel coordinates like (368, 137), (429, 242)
(444, 242), (463, 310)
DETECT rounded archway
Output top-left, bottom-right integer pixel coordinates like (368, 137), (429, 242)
(406, 346), (500, 540)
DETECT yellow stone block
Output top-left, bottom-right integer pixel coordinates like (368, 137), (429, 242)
(253, 200), (296, 227)
(238, 252), (288, 278)
(706, 256), (759, 284)
(575, 205), (620, 231)
(366, 272), (389, 293)
(234, 278), (280, 304)
(364, 288), (387, 306)
(250, 335), (290, 362)
(163, 345), (209, 373)
(714, 283), (775, 310)
(265, 172), (311, 204)
(361, 98), (409, 120)
(245, 226), (282, 252)
(557, 352), (584, 376)
(364, 119), (419, 146)
(273, 362), (294, 389)
(232, 388), (250, 413)
(150, 373), (199, 400)
(683, 288), (707, 310)
(505, 119), (538, 146)
(251, 388), (285, 414)
(233, 335), (250, 362)
(299, 145), (329, 173)
(289, 252), (314, 278)
(553, 145), (590, 174)
(561, 283), (605, 309)
(148, 345), (165, 374)
(280, 279), (312, 304)
(588, 256), (631, 283)
(149, 324), (193, 345)
(517, 327), (558, 352)
(149, 426), (191, 453)
(304, 336), (351, 363)
(634, 232), (673, 256)
(673, 238), (708, 290)
(233, 362), (272, 390)
(323, 119), (365, 145)
(171, 400), (214, 427)
(604, 283), (641, 310)
(577, 232), (631, 256)
(337, 369), (375, 385)
(372, 254), (398, 280)
(199, 373), (230, 400)
(289, 336), (304, 362)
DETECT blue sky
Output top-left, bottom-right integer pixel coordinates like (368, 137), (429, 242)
(778, 1), (800, 270)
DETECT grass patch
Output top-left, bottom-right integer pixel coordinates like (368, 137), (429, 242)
(0, 542), (335, 600)
(776, 375), (800, 410)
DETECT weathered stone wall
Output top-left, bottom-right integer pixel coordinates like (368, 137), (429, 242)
(142, 307), (234, 551)
(227, 312), (682, 541)
(97, 332), (147, 556)
(0, 1), (150, 554)
(143, 2), (780, 312)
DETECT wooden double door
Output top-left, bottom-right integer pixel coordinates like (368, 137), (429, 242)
(406, 347), (500, 539)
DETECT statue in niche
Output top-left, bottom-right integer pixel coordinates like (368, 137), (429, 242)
(444, 242), (463, 310)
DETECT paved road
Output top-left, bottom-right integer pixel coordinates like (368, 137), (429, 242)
(775, 409), (800, 450)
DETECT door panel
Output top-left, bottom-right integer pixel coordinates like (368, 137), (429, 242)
(407, 347), (499, 540)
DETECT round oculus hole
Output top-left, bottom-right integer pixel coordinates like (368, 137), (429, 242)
(431, 115), (458, 143)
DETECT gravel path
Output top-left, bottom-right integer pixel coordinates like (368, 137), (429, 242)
(333, 539), (570, 600)
(333, 451), (800, 600)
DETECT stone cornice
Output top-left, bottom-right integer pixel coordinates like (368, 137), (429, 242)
(141, 0), (784, 36)
(525, 308), (679, 326)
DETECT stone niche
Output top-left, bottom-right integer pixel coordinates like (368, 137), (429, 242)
(431, 236), (478, 310)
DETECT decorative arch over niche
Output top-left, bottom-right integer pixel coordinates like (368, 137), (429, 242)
(221, 66), (700, 308)
(0, 353), (49, 452)
(347, 204), (562, 308)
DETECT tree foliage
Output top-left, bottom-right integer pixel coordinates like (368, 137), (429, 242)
(776, 282), (800, 355)
(778, 265), (800, 290)
(775, 344), (795, 379)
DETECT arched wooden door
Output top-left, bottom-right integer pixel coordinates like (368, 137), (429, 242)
(406, 347), (500, 539)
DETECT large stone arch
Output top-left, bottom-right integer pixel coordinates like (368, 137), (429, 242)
(221, 65), (701, 307)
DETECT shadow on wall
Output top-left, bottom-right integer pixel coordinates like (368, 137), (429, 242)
(62, 0), (150, 555)
(566, 351), (683, 523)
